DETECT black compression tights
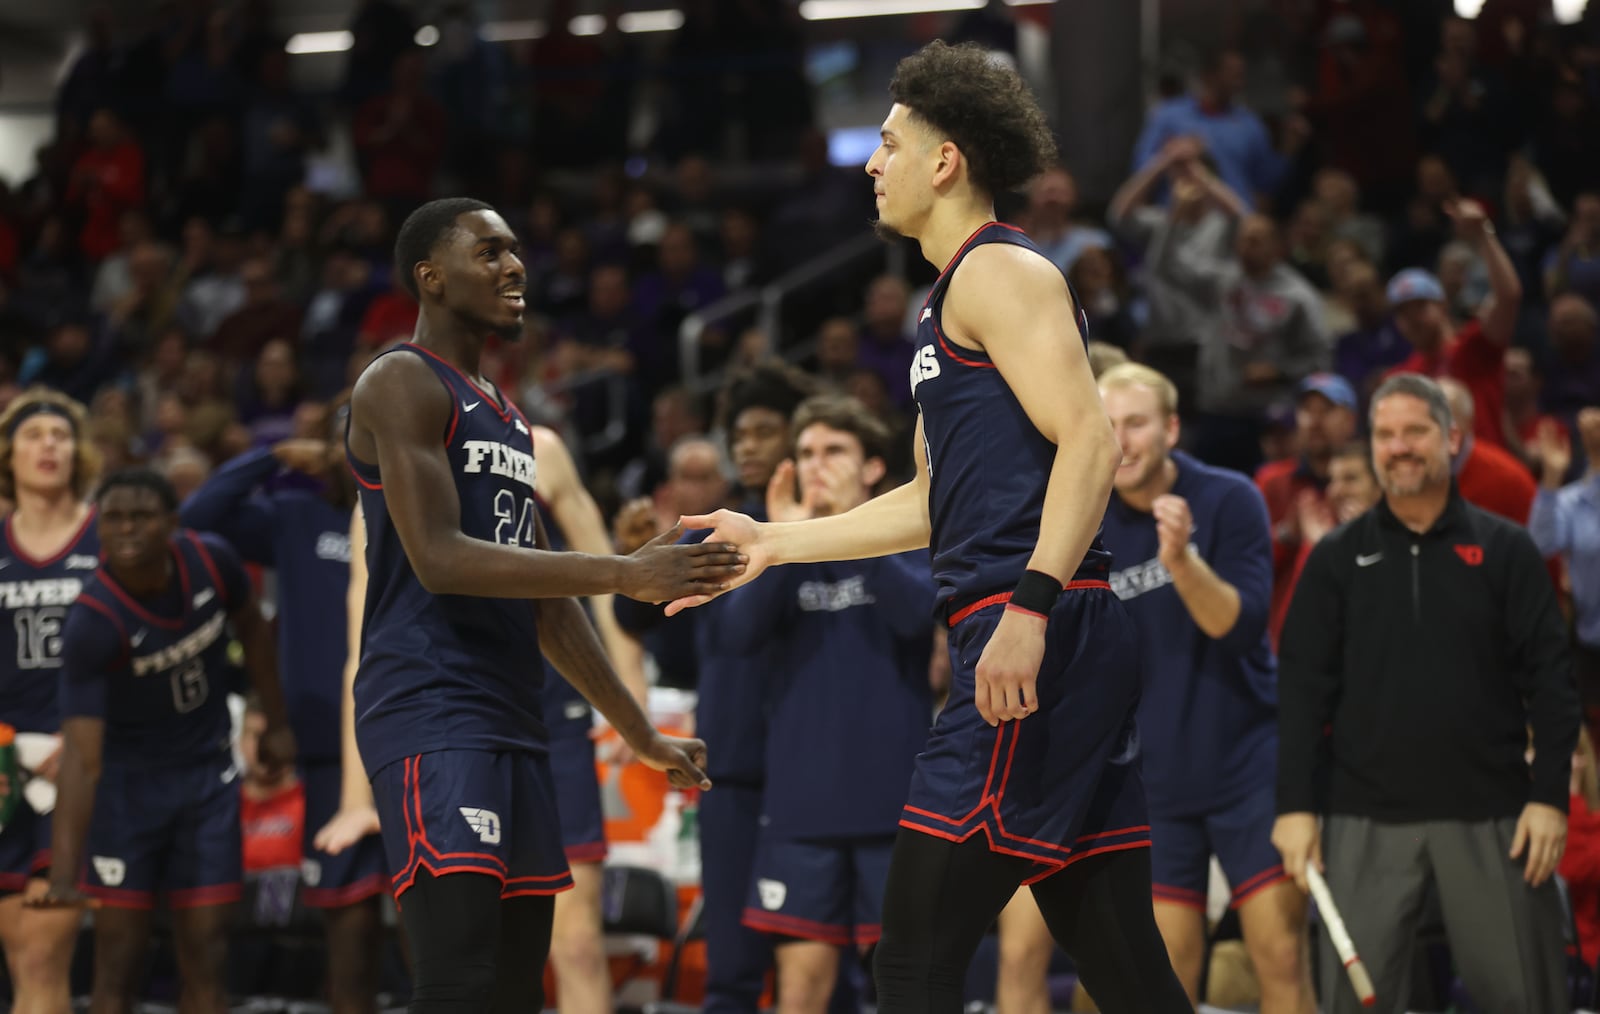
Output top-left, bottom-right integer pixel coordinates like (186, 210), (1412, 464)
(399, 870), (556, 1014)
(873, 829), (1193, 1014)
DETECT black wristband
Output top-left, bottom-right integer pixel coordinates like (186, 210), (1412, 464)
(1008, 569), (1062, 619)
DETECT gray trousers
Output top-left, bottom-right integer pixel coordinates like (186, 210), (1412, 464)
(1320, 815), (1567, 1014)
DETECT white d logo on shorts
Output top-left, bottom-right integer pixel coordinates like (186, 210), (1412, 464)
(757, 879), (787, 911)
(459, 807), (502, 845)
(92, 856), (126, 887)
(301, 858), (322, 887)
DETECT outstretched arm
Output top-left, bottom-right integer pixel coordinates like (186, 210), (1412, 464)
(349, 352), (743, 602)
(1454, 200), (1523, 347)
(664, 428), (930, 615)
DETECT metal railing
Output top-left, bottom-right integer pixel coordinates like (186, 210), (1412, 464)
(677, 231), (907, 393)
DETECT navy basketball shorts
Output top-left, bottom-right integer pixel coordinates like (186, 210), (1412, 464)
(742, 834), (895, 947)
(300, 760), (388, 908)
(547, 730), (607, 865)
(372, 749), (573, 904)
(1150, 779), (1287, 912)
(0, 804), (51, 895)
(82, 753), (242, 909)
(899, 585), (1151, 884)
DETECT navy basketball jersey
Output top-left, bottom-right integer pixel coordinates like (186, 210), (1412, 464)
(178, 448), (354, 763)
(909, 222), (1112, 612)
(61, 532), (250, 765)
(533, 493), (592, 739)
(268, 496), (352, 763)
(0, 512), (101, 733)
(347, 343), (547, 776)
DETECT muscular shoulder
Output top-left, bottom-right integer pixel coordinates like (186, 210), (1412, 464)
(351, 349), (450, 427)
(531, 425), (570, 463)
(530, 425), (577, 499)
(947, 241), (1066, 306)
(349, 348), (453, 453)
(943, 241), (1074, 347)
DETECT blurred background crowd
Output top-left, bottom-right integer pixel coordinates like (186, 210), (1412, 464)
(1, 0), (1600, 1010)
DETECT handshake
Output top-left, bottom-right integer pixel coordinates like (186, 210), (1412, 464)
(611, 508), (769, 611)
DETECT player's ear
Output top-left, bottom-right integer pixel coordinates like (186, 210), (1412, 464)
(863, 456), (886, 489)
(931, 141), (962, 189)
(414, 259), (443, 298)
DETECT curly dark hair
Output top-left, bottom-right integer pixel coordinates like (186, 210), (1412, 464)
(720, 362), (815, 433)
(393, 197), (494, 300)
(888, 41), (1058, 199)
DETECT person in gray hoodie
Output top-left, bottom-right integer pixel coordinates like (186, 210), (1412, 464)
(1151, 204), (1330, 473)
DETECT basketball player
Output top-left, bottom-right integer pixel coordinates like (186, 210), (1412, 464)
(179, 399), (387, 1014)
(669, 41), (1190, 1013)
(0, 389), (100, 1014)
(318, 424), (635, 1014)
(724, 394), (935, 1014)
(342, 196), (734, 1013)
(39, 468), (297, 1014)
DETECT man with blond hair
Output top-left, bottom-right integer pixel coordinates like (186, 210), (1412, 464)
(998, 363), (1306, 1012)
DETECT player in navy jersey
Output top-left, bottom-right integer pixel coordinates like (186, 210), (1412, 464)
(721, 395), (935, 1014)
(998, 363), (1309, 1012)
(36, 468), (296, 1014)
(179, 398), (389, 1014)
(0, 389), (102, 1014)
(669, 42), (1190, 1013)
(318, 426), (633, 1014)
(613, 362), (815, 1014)
(344, 197), (735, 1013)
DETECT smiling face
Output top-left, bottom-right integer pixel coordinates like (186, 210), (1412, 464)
(423, 210), (527, 342)
(1371, 393), (1458, 499)
(865, 104), (941, 239)
(1102, 382), (1179, 498)
(1327, 449), (1381, 521)
(9, 411), (77, 499)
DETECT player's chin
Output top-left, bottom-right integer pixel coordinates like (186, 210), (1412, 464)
(871, 218), (903, 242)
(490, 314), (526, 343)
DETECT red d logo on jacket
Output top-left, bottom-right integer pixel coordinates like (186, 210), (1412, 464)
(1454, 544), (1484, 566)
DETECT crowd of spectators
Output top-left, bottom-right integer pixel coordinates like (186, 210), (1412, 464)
(3, 0), (1600, 1002)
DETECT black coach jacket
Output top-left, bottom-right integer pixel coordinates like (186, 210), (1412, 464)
(1276, 486), (1577, 823)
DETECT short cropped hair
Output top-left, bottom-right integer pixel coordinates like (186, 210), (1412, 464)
(1369, 372), (1453, 435)
(393, 197), (495, 300)
(889, 40), (1058, 199)
(1097, 362), (1180, 417)
(96, 466), (179, 513)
